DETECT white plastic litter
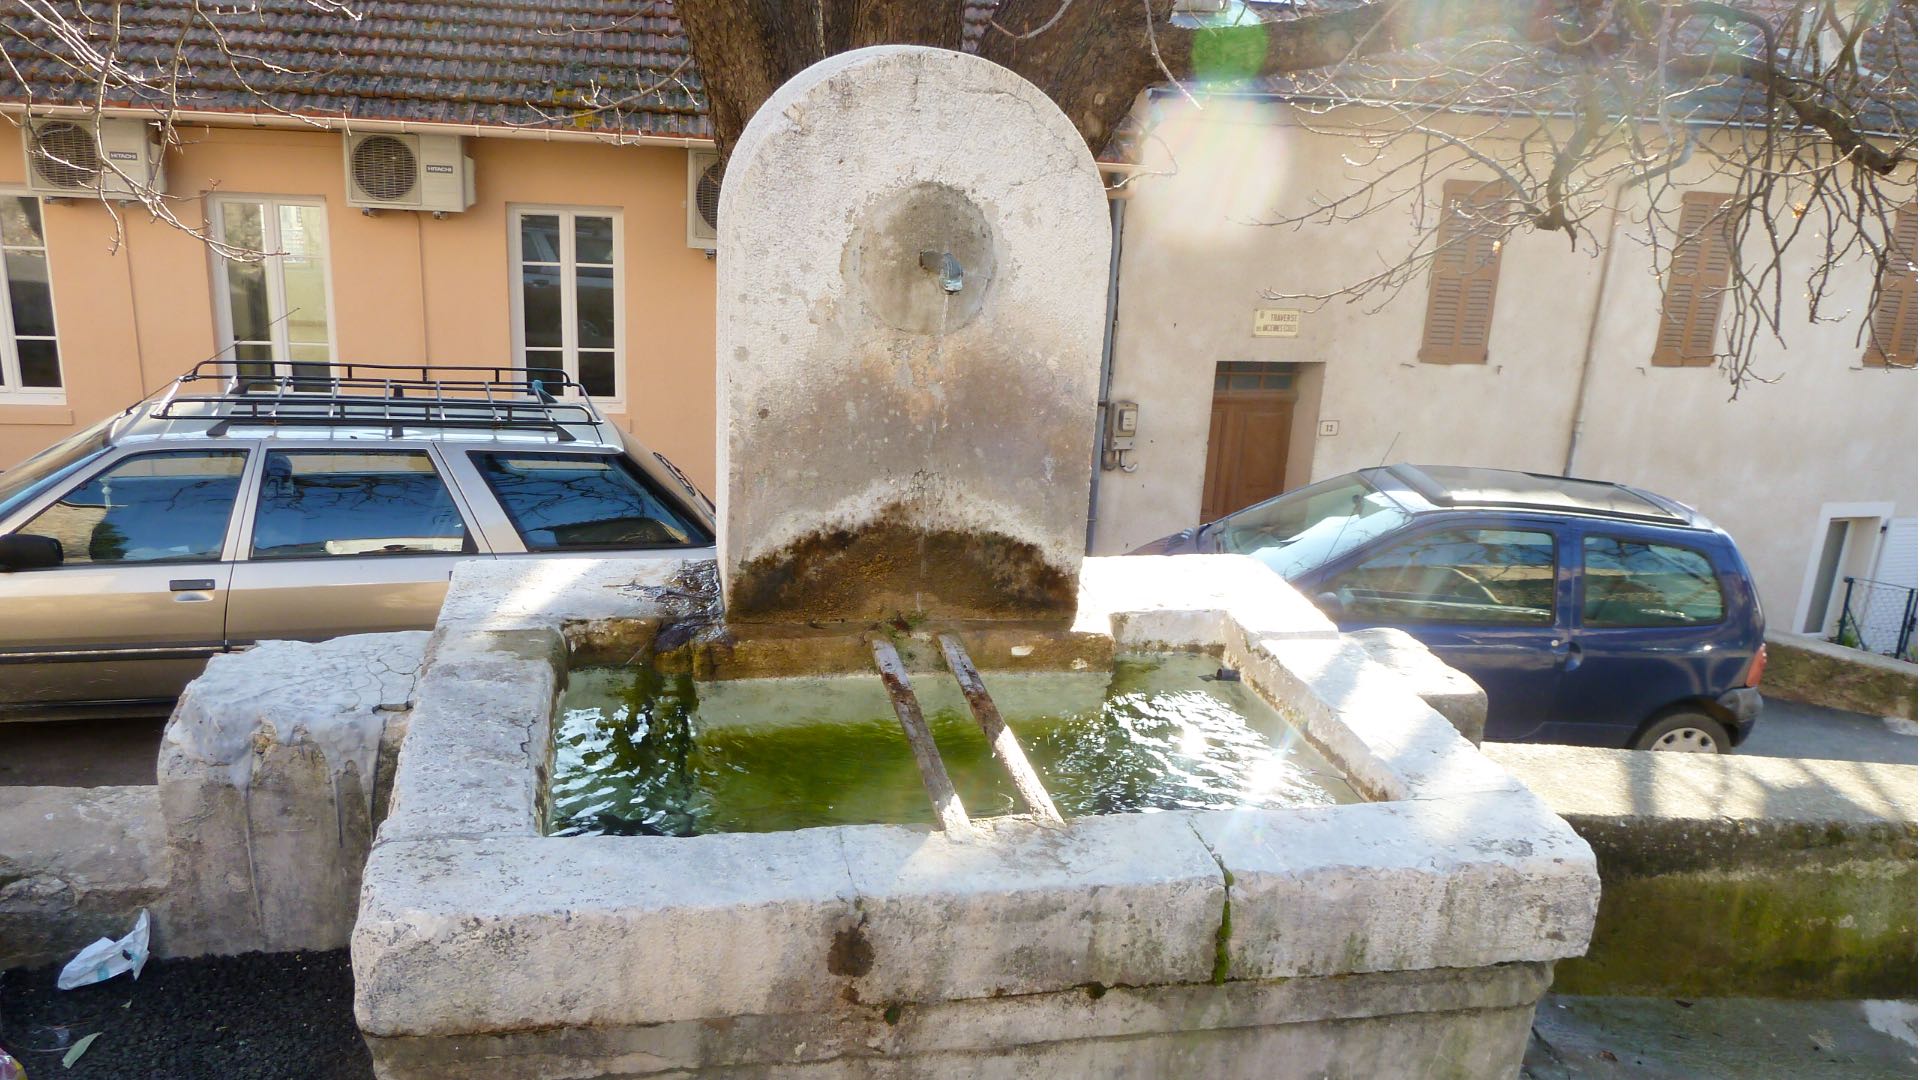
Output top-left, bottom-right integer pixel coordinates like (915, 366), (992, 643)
(56, 909), (150, 991)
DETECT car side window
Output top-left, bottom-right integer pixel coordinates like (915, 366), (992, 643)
(251, 451), (474, 559)
(1581, 535), (1724, 627)
(1328, 527), (1557, 626)
(470, 452), (707, 550)
(20, 450), (247, 566)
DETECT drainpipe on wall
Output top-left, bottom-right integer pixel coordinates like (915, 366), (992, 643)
(1562, 193), (1625, 476)
(1087, 193), (1127, 552)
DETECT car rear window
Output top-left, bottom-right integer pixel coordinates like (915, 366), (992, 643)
(471, 452), (710, 551)
(1214, 475), (1412, 580)
(1581, 536), (1725, 627)
(1329, 527), (1557, 626)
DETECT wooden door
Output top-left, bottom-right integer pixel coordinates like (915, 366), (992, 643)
(1201, 364), (1296, 523)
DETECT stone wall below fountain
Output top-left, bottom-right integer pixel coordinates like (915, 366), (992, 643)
(350, 554), (1599, 1079)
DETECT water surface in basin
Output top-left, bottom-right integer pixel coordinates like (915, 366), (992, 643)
(549, 653), (1360, 837)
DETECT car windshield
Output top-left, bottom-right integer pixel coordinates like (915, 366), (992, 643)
(0, 413), (117, 520)
(1213, 474), (1411, 580)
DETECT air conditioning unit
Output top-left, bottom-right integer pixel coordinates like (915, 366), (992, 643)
(686, 149), (721, 249)
(21, 117), (165, 199)
(343, 132), (474, 213)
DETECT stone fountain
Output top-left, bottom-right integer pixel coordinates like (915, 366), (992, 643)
(351, 47), (1598, 1079)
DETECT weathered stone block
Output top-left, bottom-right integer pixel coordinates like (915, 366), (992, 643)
(0, 785), (166, 970)
(158, 631), (426, 956)
(364, 964), (1551, 1079)
(354, 831), (861, 1037)
(375, 628), (561, 844)
(716, 47), (1111, 623)
(1190, 794), (1598, 981)
(840, 813), (1226, 1001)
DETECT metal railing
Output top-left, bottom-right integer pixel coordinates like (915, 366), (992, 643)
(1834, 576), (1918, 662)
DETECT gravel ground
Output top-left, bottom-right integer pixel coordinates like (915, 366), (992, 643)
(0, 950), (369, 1080)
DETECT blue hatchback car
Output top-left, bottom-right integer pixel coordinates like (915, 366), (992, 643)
(1133, 464), (1766, 752)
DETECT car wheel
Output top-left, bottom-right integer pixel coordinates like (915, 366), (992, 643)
(1633, 712), (1730, 753)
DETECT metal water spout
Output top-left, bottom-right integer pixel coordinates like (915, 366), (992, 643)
(919, 249), (964, 293)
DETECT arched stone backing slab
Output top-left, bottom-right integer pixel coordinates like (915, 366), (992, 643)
(716, 46), (1110, 624)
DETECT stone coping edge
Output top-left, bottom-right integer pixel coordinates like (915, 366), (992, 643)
(362, 960), (1554, 1075)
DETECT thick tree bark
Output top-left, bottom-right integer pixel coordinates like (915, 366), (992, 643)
(677, 1), (963, 160)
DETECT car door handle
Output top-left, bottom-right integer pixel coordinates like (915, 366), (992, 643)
(170, 578), (217, 593)
(1562, 640), (1583, 672)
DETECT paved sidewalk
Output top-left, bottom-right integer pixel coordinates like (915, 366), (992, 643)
(1526, 995), (1919, 1079)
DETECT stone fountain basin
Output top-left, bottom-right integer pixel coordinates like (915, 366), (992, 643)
(351, 555), (1598, 1074)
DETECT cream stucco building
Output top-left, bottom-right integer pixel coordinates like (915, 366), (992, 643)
(1090, 92), (1917, 645)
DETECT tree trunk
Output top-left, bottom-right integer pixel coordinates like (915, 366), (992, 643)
(676, 1), (963, 161)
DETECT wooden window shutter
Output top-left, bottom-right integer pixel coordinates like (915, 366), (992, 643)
(1652, 192), (1735, 367)
(1865, 203), (1917, 368)
(1419, 180), (1506, 364)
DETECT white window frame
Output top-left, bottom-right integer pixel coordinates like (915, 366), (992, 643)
(207, 195), (338, 380)
(0, 189), (64, 403)
(507, 205), (624, 408)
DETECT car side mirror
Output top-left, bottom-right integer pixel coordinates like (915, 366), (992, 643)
(1314, 591), (1345, 616)
(0, 533), (63, 571)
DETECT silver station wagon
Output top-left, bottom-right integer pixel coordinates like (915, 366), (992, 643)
(0, 362), (715, 721)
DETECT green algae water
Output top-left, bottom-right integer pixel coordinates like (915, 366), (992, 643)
(547, 653), (1360, 837)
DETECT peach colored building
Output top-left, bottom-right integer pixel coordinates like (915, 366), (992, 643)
(0, 3), (723, 490)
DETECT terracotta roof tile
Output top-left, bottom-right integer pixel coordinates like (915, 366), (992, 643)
(0, 0), (710, 138)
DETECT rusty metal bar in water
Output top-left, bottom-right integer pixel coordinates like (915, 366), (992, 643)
(871, 640), (974, 840)
(937, 634), (1065, 825)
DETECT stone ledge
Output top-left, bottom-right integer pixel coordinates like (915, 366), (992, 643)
(1489, 743), (1919, 998)
(1347, 626), (1487, 744)
(377, 627), (563, 844)
(1193, 792), (1598, 981)
(1230, 634), (1521, 803)
(1763, 632), (1916, 722)
(363, 961), (1552, 1078)
(0, 785), (166, 970)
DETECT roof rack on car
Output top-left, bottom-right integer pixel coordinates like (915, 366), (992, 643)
(150, 360), (606, 443)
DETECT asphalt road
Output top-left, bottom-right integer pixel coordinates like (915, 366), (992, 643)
(1738, 697), (1917, 766)
(0, 695), (1911, 789)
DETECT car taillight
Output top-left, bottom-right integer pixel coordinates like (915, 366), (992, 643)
(1744, 644), (1768, 688)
